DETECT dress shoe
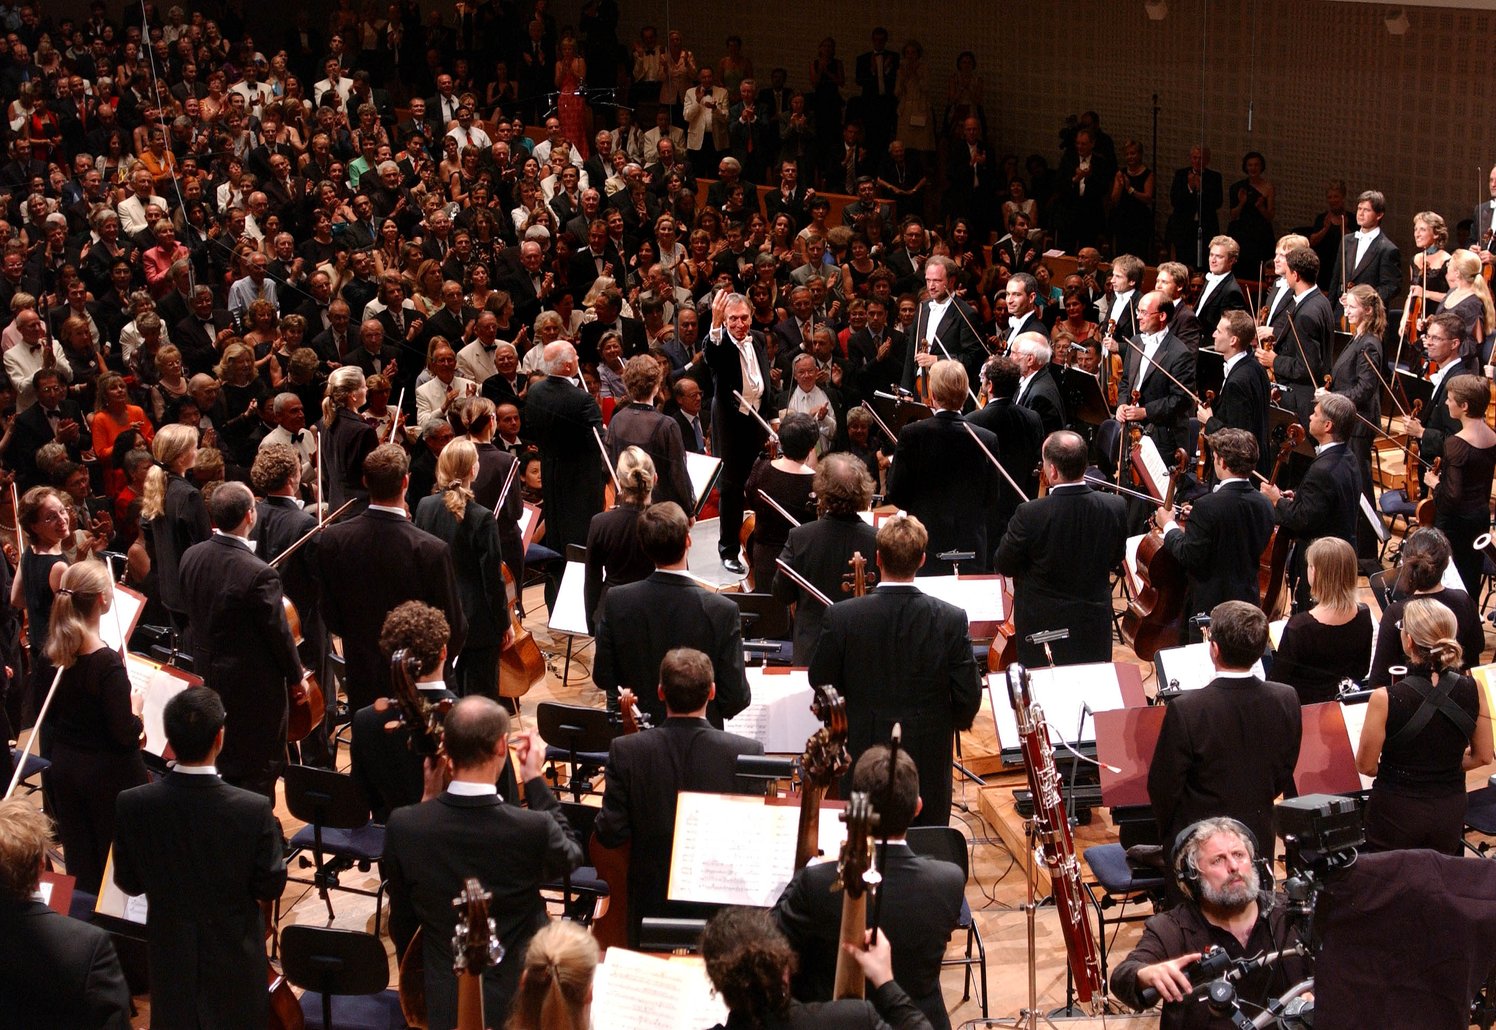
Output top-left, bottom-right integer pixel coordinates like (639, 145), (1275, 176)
(721, 556), (747, 576)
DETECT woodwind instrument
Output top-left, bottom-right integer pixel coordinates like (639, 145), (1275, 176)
(1004, 663), (1103, 1014)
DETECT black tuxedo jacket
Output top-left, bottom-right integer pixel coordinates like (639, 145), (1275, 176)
(886, 411), (1002, 573)
(350, 684), (456, 823)
(807, 584), (982, 827)
(174, 309), (234, 375)
(384, 782), (582, 1030)
(884, 247), (925, 295)
(114, 772), (287, 1030)
(855, 48), (900, 99)
(320, 406), (380, 510)
(178, 535), (303, 792)
(423, 305), (474, 348)
(771, 513), (880, 665)
(1161, 480), (1276, 618)
(763, 186), (810, 230)
(593, 717), (764, 943)
(1271, 288), (1335, 425)
(704, 327), (775, 475)
(1333, 231), (1402, 306)
(1148, 674), (1301, 855)
(900, 296), (985, 391)
(775, 845), (964, 1030)
(6, 398), (86, 489)
(1204, 353), (1272, 468)
(1015, 363), (1066, 437)
(252, 496), (324, 666)
(594, 572), (750, 726)
(996, 485), (1127, 667)
(1119, 330), (1197, 453)
(966, 398), (1044, 536)
(1273, 443), (1361, 583)
(525, 376), (605, 552)
(1170, 301), (1204, 352)
(0, 898), (131, 1029)
(1327, 331), (1382, 445)
(1416, 355), (1482, 471)
(1195, 273), (1247, 331)
(578, 316), (648, 365)
(317, 509), (465, 709)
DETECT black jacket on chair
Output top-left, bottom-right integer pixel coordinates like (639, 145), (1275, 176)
(593, 717), (764, 945)
(807, 584), (982, 828)
(114, 771), (288, 1030)
(593, 571), (750, 728)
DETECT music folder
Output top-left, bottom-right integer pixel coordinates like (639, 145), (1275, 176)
(1195, 347), (1225, 399)
(1392, 369), (1434, 414)
(684, 451), (723, 518)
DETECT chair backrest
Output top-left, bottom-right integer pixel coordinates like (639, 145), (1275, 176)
(559, 801), (600, 864)
(280, 925), (390, 996)
(566, 543), (587, 563)
(726, 592), (793, 641)
(327, 652), (348, 706)
(906, 825), (971, 879)
(283, 763), (373, 831)
(536, 702), (618, 754)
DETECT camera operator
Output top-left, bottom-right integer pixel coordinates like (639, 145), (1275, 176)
(1111, 817), (1311, 1028)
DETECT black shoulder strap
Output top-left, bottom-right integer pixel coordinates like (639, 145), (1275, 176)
(1386, 671), (1477, 749)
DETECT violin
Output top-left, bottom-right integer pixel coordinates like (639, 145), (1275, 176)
(1102, 319), (1121, 407)
(831, 792), (879, 1000)
(497, 565), (545, 700)
(1120, 448), (1191, 661)
(1404, 399), (1425, 506)
(590, 687), (649, 952)
(794, 685), (849, 871)
(1258, 423), (1305, 618)
(841, 551), (876, 597)
(914, 336), (934, 407)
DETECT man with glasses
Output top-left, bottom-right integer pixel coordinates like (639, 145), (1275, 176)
(1403, 310), (1482, 494)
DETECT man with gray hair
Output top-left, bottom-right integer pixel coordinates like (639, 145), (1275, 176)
(1010, 330), (1065, 436)
(706, 290), (774, 575)
(258, 392), (317, 475)
(524, 340), (604, 606)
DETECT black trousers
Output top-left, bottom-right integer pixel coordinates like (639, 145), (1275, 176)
(1364, 785), (1467, 857)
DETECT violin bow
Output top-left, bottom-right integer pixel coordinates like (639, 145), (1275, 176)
(755, 488), (802, 528)
(732, 389), (780, 444)
(269, 497), (357, 569)
(591, 425), (623, 495)
(960, 421), (1029, 503)
(1112, 332), (1205, 408)
(1362, 351), (1411, 421)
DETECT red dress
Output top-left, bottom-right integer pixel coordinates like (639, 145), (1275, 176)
(556, 65), (589, 159)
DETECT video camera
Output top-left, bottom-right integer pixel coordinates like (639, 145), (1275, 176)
(1275, 793), (1365, 948)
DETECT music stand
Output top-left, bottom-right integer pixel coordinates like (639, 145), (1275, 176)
(870, 392), (933, 436)
(1195, 347), (1225, 399)
(1268, 403), (1315, 459)
(1060, 366), (1110, 426)
(1393, 369), (1434, 414)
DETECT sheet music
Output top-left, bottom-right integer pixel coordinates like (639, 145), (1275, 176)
(517, 504), (535, 545)
(99, 585), (145, 655)
(128, 654), (200, 757)
(1337, 699), (1375, 790)
(668, 792), (843, 907)
(1124, 535), (1145, 596)
(988, 662), (1127, 752)
(592, 949), (727, 1030)
(95, 848), (147, 924)
(1134, 434), (1169, 499)
(725, 667), (821, 752)
(1154, 642), (1266, 694)
(1268, 618), (1289, 651)
(914, 575), (1007, 625)
(685, 451), (723, 515)
(548, 560), (590, 637)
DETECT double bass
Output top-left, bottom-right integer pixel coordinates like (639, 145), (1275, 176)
(1119, 448), (1191, 662)
(841, 552), (876, 597)
(497, 565), (546, 700)
(794, 685), (850, 871)
(452, 879), (503, 1030)
(1258, 423), (1305, 619)
(830, 792), (879, 1000)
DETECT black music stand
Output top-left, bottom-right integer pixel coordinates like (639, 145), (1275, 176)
(1060, 366), (1110, 426)
(1195, 347), (1225, 399)
(1392, 369), (1434, 414)
(870, 392), (933, 436)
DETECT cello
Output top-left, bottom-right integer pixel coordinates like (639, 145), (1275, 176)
(1119, 448), (1192, 661)
(841, 551), (876, 597)
(1195, 390), (1216, 481)
(1416, 457), (1440, 528)
(794, 684), (850, 871)
(452, 879), (503, 1030)
(590, 688), (647, 951)
(830, 792), (879, 1000)
(497, 565), (546, 700)
(1258, 423), (1305, 619)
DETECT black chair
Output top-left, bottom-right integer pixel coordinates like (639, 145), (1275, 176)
(1081, 843), (1168, 987)
(905, 825), (988, 1017)
(280, 924), (404, 1030)
(7, 748), (47, 795)
(537, 701), (617, 800)
(540, 801), (609, 923)
(726, 592), (794, 665)
(280, 764), (387, 933)
(1464, 778), (1496, 855)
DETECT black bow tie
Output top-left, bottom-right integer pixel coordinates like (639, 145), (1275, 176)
(481, 342), (497, 353)
(290, 430), (304, 443)
(43, 409), (59, 419)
